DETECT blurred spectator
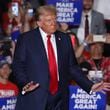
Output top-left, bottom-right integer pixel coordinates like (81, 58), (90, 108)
(0, 39), (13, 64)
(0, 23), (14, 64)
(0, 59), (19, 109)
(69, 33), (93, 63)
(0, 0), (39, 59)
(1, 1), (24, 42)
(80, 35), (110, 106)
(71, 0), (106, 44)
(57, 22), (71, 33)
(22, 2), (37, 32)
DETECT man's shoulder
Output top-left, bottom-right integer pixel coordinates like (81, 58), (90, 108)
(22, 28), (38, 37)
(55, 30), (66, 35)
(55, 30), (69, 38)
(55, 30), (71, 45)
(92, 10), (104, 18)
(18, 28), (39, 42)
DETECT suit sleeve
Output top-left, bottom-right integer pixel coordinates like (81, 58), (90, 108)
(67, 36), (93, 93)
(98, 13), (107, 34)
(12, 34), (28, 89)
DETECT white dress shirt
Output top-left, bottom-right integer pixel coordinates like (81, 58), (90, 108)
(77, 11), (92, 44)
(39, 28), (59, 80)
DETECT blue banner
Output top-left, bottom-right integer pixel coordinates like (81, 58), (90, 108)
(46, 0), (83, 25)
(0, 96), (17, 110)
(69, 85), (107, 110)
(11, 30), (20, 42)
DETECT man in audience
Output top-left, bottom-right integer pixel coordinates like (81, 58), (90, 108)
(71, 0), (106, 44)
(0, 59), (18, 109)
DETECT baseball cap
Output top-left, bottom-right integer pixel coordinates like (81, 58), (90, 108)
(0, 59), (9, 68)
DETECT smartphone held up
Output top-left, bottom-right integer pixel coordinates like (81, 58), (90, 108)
(11, 2), (19, 16)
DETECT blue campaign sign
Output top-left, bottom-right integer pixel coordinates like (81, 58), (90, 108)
(46, 0), (83, 26)
(69, 85), (107, 110)
(11, 30), (20, 42)
(0, 96), (17, 110)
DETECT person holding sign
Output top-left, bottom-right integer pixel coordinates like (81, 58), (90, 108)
(12, 5), (110, 110)
(0, 59), (18, 110)
(72, 0), (106, 44)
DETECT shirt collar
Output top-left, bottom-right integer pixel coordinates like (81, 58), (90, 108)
(39, 27), (55, 40)
(83, 10), (92, 17)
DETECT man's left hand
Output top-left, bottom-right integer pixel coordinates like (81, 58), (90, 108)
(91, 81), (110, 93)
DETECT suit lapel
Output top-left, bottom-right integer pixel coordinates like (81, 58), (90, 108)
(34, 28), (49, 72)
(91, 11), (94, 32)
(91, 11), (97, 33)
(33, 29), (63, 80)
(55, 32), (63, 79)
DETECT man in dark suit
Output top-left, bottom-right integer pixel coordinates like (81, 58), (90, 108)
(12, 5), (110, 110)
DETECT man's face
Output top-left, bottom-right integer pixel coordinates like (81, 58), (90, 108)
(37, 12), (57, 34)
(0, 64), (11, 80)
(83, 0), (93, 11)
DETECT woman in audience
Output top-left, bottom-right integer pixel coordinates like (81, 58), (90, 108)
(80, 35), (110, 106)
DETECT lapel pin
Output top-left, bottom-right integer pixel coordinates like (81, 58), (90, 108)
(58, 37), (61, 40)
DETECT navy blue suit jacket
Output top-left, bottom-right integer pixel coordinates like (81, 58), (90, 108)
(13, 28), (93, 110)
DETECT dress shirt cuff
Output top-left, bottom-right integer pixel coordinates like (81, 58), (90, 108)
(21, 90), (26, 95)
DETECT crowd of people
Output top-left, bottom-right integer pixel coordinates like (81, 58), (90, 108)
(0, 0), (110, 110)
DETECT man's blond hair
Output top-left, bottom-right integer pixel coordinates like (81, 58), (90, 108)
(35, 5), (57, 21)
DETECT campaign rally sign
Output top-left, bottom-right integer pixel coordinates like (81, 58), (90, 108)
(0, 97), (17, 110)
(0, 82), (18, 110)
(46, 0), (83, 25)
(69, 85), (107, 110)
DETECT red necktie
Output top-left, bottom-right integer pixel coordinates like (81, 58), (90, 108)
(47, 35), (58, 95)
(85, 15), (89, 38)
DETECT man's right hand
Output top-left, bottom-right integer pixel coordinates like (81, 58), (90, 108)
(22, 81), (40, 95)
